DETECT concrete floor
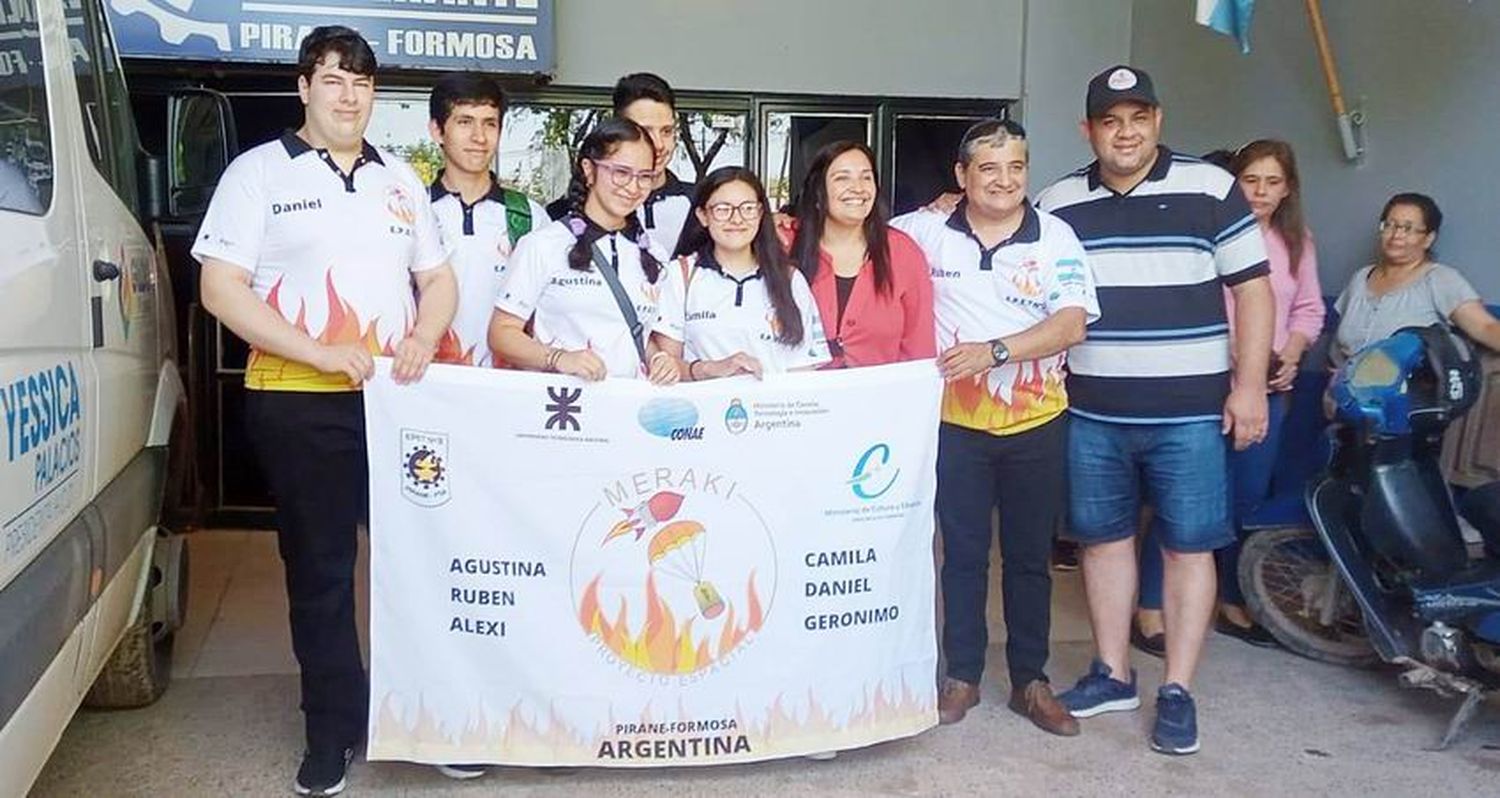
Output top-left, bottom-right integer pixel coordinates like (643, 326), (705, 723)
(30, 530), (1500, 797)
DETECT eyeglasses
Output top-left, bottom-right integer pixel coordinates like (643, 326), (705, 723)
(705, 201), (763, 222)
(1378, 220), (1428, 237)
(590, 160), (660, 191)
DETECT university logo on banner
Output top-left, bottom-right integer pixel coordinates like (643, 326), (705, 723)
(400, 428), (450, 507)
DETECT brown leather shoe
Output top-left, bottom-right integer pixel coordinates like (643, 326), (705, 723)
(937, 678), (980, 725)
(1009, 680), (1080, 737)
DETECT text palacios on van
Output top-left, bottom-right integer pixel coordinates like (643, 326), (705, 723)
(1, 362), (84, 492)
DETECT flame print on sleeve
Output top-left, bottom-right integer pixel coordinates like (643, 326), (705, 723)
(246, 271), (405, 391)
(434, 329), (479, 366)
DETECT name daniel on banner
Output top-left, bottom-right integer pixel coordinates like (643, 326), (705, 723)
(363, 360), (942, 766)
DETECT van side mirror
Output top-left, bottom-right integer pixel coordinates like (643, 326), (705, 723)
(168, 90), (236, 218)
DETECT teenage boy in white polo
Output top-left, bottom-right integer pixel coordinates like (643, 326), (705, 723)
(194, 27), (456, 797)
(426, 72), (548, 368)
(547, 73), (695, 255)
(1037, 65), (1273, 756)
(892, 119), (1097, 737)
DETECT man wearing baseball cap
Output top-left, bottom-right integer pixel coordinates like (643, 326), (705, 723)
(1036, 65), (1274, 755)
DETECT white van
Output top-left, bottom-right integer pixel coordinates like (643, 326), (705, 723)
(0, 0), (190, 794)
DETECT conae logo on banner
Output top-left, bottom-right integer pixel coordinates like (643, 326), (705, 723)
(848, 443), (900, 500)
(638, 397), (704, 441)
(571, 467), (778, 679)
(400, 428), (451, 507)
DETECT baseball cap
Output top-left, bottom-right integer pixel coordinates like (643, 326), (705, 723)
(1086, 65), (1159, 119)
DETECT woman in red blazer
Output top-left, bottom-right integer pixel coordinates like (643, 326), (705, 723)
(788, 141), (935, 368)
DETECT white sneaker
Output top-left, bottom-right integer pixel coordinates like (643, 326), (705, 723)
(436, 764), (487, 780)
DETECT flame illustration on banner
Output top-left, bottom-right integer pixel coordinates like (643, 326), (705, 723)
(249, 271), (405, 389)
(577, 572), (763, 674)
(369, 676), (934, 764)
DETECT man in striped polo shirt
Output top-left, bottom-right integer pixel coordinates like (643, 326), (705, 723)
(1036, 65), (1274, 756)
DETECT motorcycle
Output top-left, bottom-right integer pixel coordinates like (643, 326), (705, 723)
(1238, 325), (1500, 749)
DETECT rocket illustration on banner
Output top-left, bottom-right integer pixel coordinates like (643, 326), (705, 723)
(602, 491), (685, 545)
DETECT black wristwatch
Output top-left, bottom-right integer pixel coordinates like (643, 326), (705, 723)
(988, 338), (1011, 368)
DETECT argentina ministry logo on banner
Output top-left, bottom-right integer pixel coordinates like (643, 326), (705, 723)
(400, 428), (451, 507)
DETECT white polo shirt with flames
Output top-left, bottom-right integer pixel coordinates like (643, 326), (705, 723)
(191, 132), (448, 392)
(429, 176), (548, 367)
(893, 202), (1100, 435)
(655, 252), (831, 373)
(495, 219), (667, 379)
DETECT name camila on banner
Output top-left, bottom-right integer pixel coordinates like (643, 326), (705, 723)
(363, 360), (942, 766)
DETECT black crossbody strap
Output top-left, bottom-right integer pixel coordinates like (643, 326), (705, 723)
(589, 238), (649, 369)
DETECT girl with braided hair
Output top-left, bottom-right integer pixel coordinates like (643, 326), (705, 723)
(490, 117), (679, 383)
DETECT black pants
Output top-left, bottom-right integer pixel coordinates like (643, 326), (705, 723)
(936, 416), (1066, 688)
(245, 390), (369, 752)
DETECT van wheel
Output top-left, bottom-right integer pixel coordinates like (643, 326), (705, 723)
(83, 611), (172, 708)
(83, 532), (187, 709)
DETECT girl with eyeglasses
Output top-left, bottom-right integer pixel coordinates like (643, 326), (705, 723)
(1331, 192), (1500, 365)
(490, 116), (680, 383)
(788, 141), (935, 368)
(653, 167), (830, 378)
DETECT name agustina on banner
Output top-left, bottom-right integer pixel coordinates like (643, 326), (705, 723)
(364, 362), (941, 766)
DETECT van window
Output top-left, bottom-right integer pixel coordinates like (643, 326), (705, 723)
(68, 0), (140, 214)
(0, 0), (51, 214)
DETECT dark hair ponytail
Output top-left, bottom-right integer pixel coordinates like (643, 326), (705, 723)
(564, 116), (661, 282)
(691, 167), (804, 346)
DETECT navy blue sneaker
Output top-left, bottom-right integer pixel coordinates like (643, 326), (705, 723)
(1151, 683), (1201, 755)
(1058, 659), (1141, 718)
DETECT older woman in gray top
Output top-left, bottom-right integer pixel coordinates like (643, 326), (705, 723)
(1334, 192), (1500, 364)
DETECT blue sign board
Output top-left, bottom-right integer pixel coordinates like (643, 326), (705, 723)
(104, 0), (554, 73)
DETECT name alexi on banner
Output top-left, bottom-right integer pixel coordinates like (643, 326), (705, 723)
(363, 360), (942, 766)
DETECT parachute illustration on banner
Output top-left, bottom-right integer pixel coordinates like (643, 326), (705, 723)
(647, 521), (725, 620)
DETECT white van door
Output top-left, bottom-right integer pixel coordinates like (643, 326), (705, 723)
(62, 0), (159, 683)
(0, 0), (100, 786)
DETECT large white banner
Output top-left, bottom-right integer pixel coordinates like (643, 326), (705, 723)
(364, 360), (941, 766)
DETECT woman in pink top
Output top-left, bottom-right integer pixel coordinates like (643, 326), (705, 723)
(1137, 140), (1325, 653)
(1219, 140), (1325, 637)
(789, 141), (935, 368)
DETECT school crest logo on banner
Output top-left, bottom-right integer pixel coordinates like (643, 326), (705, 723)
(400, 428), (451, 507)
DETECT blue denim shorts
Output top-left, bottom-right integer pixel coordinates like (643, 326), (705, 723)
(1066, 414), (1233, 553)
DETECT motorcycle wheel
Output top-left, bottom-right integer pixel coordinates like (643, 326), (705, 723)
(1239, 526), (1380, 668)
